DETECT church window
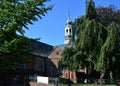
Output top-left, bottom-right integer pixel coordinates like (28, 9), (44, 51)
(65, 73), (69, 78)
(69, 29), (71, 34)
(56, 52), (59, 55)
(71, 72), (74, 80)
(66, 29), (68, 33)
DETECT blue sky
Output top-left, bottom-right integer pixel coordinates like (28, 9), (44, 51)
(25, 0), (120, 46)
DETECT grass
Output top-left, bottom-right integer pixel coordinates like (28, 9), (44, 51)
(76, 84), (116, 86)
(58, 84), (117, 86)
(72, 84), (116, 86)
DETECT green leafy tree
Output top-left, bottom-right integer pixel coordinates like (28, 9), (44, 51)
(0, 0), (52, 71)
(96, 23), (120, 77)
(73, 0), (120, 78)
(60, 0), (120, 81)
(86, 0), (97, 20)
(60, 47), (75, 70)
(96, 5), (120, 28)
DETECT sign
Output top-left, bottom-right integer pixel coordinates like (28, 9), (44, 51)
(37, 76), (48, 84)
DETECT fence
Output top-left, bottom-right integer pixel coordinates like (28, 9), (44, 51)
(0, 77), (120, 86)
(48, 78), (120, 85)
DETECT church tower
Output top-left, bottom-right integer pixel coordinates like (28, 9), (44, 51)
(64, 11), (72, 44)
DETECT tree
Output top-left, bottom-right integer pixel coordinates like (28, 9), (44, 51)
(86, 0), (97, 20)
(74, 0), (120, 78)
(60, 47), (75, 70)
(74, 4), (120, 44)
(96, 23), (120, 78)
(0, 0), (52, 71)
(96, 5), (120, 29)
(60, 0), (120, 82)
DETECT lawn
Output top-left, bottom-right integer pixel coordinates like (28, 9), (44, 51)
(76, 84), (116, 86)
(58, 84), (117, 86)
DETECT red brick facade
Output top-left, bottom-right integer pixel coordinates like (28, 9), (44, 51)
(48, 46), (78, 83)
(48, 47), (62, 77)
(62, 69), (77, 83)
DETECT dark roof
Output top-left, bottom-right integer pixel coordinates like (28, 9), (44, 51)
(32, 41), (54, 57)
(55, 44), (72, 51)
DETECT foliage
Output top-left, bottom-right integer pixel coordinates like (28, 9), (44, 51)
(60, 0), (120, 78)
(0, 0), (52, 71)
(60, 47), (75, 70)
(96, 23), (120, 74)
(74, 20), (108, 74)
(0, 37), (35, 70)
(96, 5), (120, 28)
(86, 0), (97, 20)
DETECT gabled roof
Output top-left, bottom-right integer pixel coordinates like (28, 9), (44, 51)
(32, 41), (54, 57)
(55, 44), (72, 51)
(48, 47), (62, 59)
(31, 41), (72, 58)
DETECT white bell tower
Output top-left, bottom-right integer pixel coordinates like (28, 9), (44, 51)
(64, 11), (72, 44)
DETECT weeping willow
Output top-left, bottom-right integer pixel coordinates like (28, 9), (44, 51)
(60, 0), (120, 78)
(96, 23), (120, 74)
(72, 0), (120, 76)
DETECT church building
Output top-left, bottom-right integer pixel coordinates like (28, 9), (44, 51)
(48, 12), (79, 83)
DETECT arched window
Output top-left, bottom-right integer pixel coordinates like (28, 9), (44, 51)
(69, 29), (71, 34)
(65, 73), (69, 78)
(71, 72), (74, 80)
(66, 29), (68, 33)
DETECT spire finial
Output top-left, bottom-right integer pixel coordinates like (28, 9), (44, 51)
(68, 9), (70, 19)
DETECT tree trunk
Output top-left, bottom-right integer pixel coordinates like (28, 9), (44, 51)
(100, 73), (105, 86)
